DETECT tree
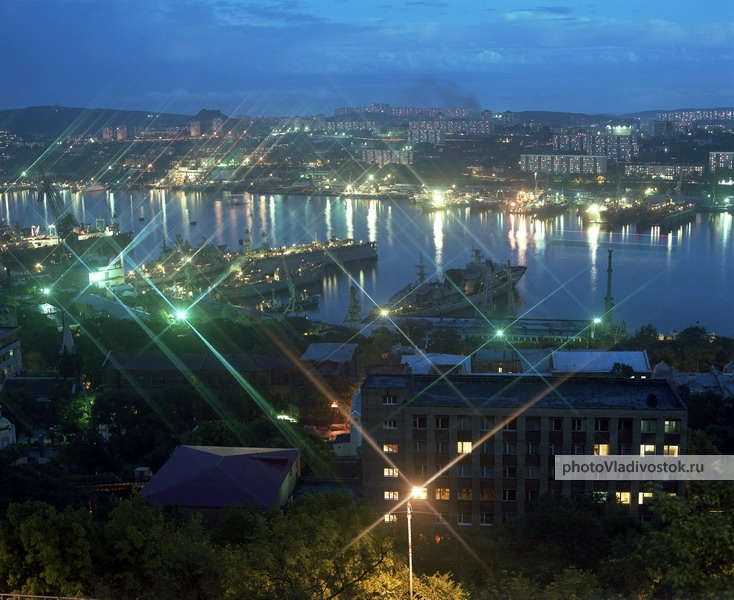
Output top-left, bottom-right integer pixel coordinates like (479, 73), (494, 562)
(221, 493), (393, 600)
(544, 566), (603, 600)
(639, 482), (734, 598)
(0, 501), (99, 597)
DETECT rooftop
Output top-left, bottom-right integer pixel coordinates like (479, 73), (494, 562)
(363, 373), (685, 412)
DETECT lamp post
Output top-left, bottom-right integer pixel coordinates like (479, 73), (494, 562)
(406, 486), (425, 600)
(407, 497), (414, 600)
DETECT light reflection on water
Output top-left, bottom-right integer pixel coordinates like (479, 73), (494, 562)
(1, 189), (732, 337)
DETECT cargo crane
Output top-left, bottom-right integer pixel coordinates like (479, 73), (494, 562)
(37, 179), (78, 240)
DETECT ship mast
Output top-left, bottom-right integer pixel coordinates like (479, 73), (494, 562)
(603, 249), (614, 332)
(342, 285), (362, 328)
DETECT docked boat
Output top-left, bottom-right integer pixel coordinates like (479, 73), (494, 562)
(216, 261), (325, 304)
(240, 236), (377, 273)
(376, 250), (526, 318)
(259, 290), (320, 315)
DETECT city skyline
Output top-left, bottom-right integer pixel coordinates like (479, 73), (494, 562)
(2, 0), (733, 118)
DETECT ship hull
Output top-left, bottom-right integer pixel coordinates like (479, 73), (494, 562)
(243, 239), (377, 273)
(217, 263), (325, 303)
(1, 230), (133, 271)
(378, 253), (526, 318)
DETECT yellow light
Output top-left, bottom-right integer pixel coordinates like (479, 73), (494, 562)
(411, 486), (427, 500)
(380, 309), (390, 317)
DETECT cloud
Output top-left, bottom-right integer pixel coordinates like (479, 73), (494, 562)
(504, 5), (577, 21)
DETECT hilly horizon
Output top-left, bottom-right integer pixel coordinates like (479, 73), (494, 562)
(0, 104), (732, 139)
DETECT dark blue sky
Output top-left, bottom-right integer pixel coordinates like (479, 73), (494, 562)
(2, 0), (732, 117)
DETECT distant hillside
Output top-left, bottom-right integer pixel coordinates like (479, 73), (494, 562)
(0, 105), (194, 138)
(513, 111), (633, 127)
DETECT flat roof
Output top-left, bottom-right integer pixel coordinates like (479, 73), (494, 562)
(363, 374), (685, 412)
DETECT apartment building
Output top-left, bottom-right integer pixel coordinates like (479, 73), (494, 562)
(361, 373), (686, 528)
(709, 151), (734, 173)
(520, 154), (608, 175)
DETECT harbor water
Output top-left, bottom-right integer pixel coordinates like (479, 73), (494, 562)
(2, 188), (733, 337)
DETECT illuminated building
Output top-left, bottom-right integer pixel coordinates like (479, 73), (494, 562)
(709, 151), (734, 173)
(520, 154), (608, 174)
(361, 372), (686, 527)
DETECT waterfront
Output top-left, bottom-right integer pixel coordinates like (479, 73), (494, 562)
(2, 188), (733, 338)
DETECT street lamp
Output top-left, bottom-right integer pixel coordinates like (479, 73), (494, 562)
(407, 486), (426, 600)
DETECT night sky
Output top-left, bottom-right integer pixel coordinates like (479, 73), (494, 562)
(2, 0), (733, 117)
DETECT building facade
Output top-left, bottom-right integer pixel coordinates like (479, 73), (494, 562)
(709, 151), (734, 173)
(520, 154), (608, 175)
(361, 374), (687, 528)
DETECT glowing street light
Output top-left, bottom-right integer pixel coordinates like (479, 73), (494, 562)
(407, 486), (426, 600)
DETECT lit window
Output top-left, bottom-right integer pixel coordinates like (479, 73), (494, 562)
(383, 444), (398, 453)
(664, 420), (680, 434)
(641, 419), (657, 433)
(412, 487), (428, 500)
(384, 491), (399, 500)
(435, 487), (450, 501)
(383, 468), (399, 478)
(457, 488), (472, 501)
(382, 395), (397, 405)
(480, 488), (494, 501)
(383, 419), (397, 429)
(384, 514), (397, 523)
(638, 492), (654, 505)
(594, 444), (610, 456)
(457, 441), (473, 454)
(664, 445), (679, 456)
(640, 444), (656, 456)
(616, 491), (631, 505)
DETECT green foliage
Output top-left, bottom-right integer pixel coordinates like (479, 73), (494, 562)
(544, 566), (603, 600)
(641, 482), (734, 598)
(475, 571), (541, 600)
(221, 493), (394, 600)
(0, 501), (99, 597)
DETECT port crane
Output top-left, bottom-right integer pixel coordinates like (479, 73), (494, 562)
(36, 179), (78, 240)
